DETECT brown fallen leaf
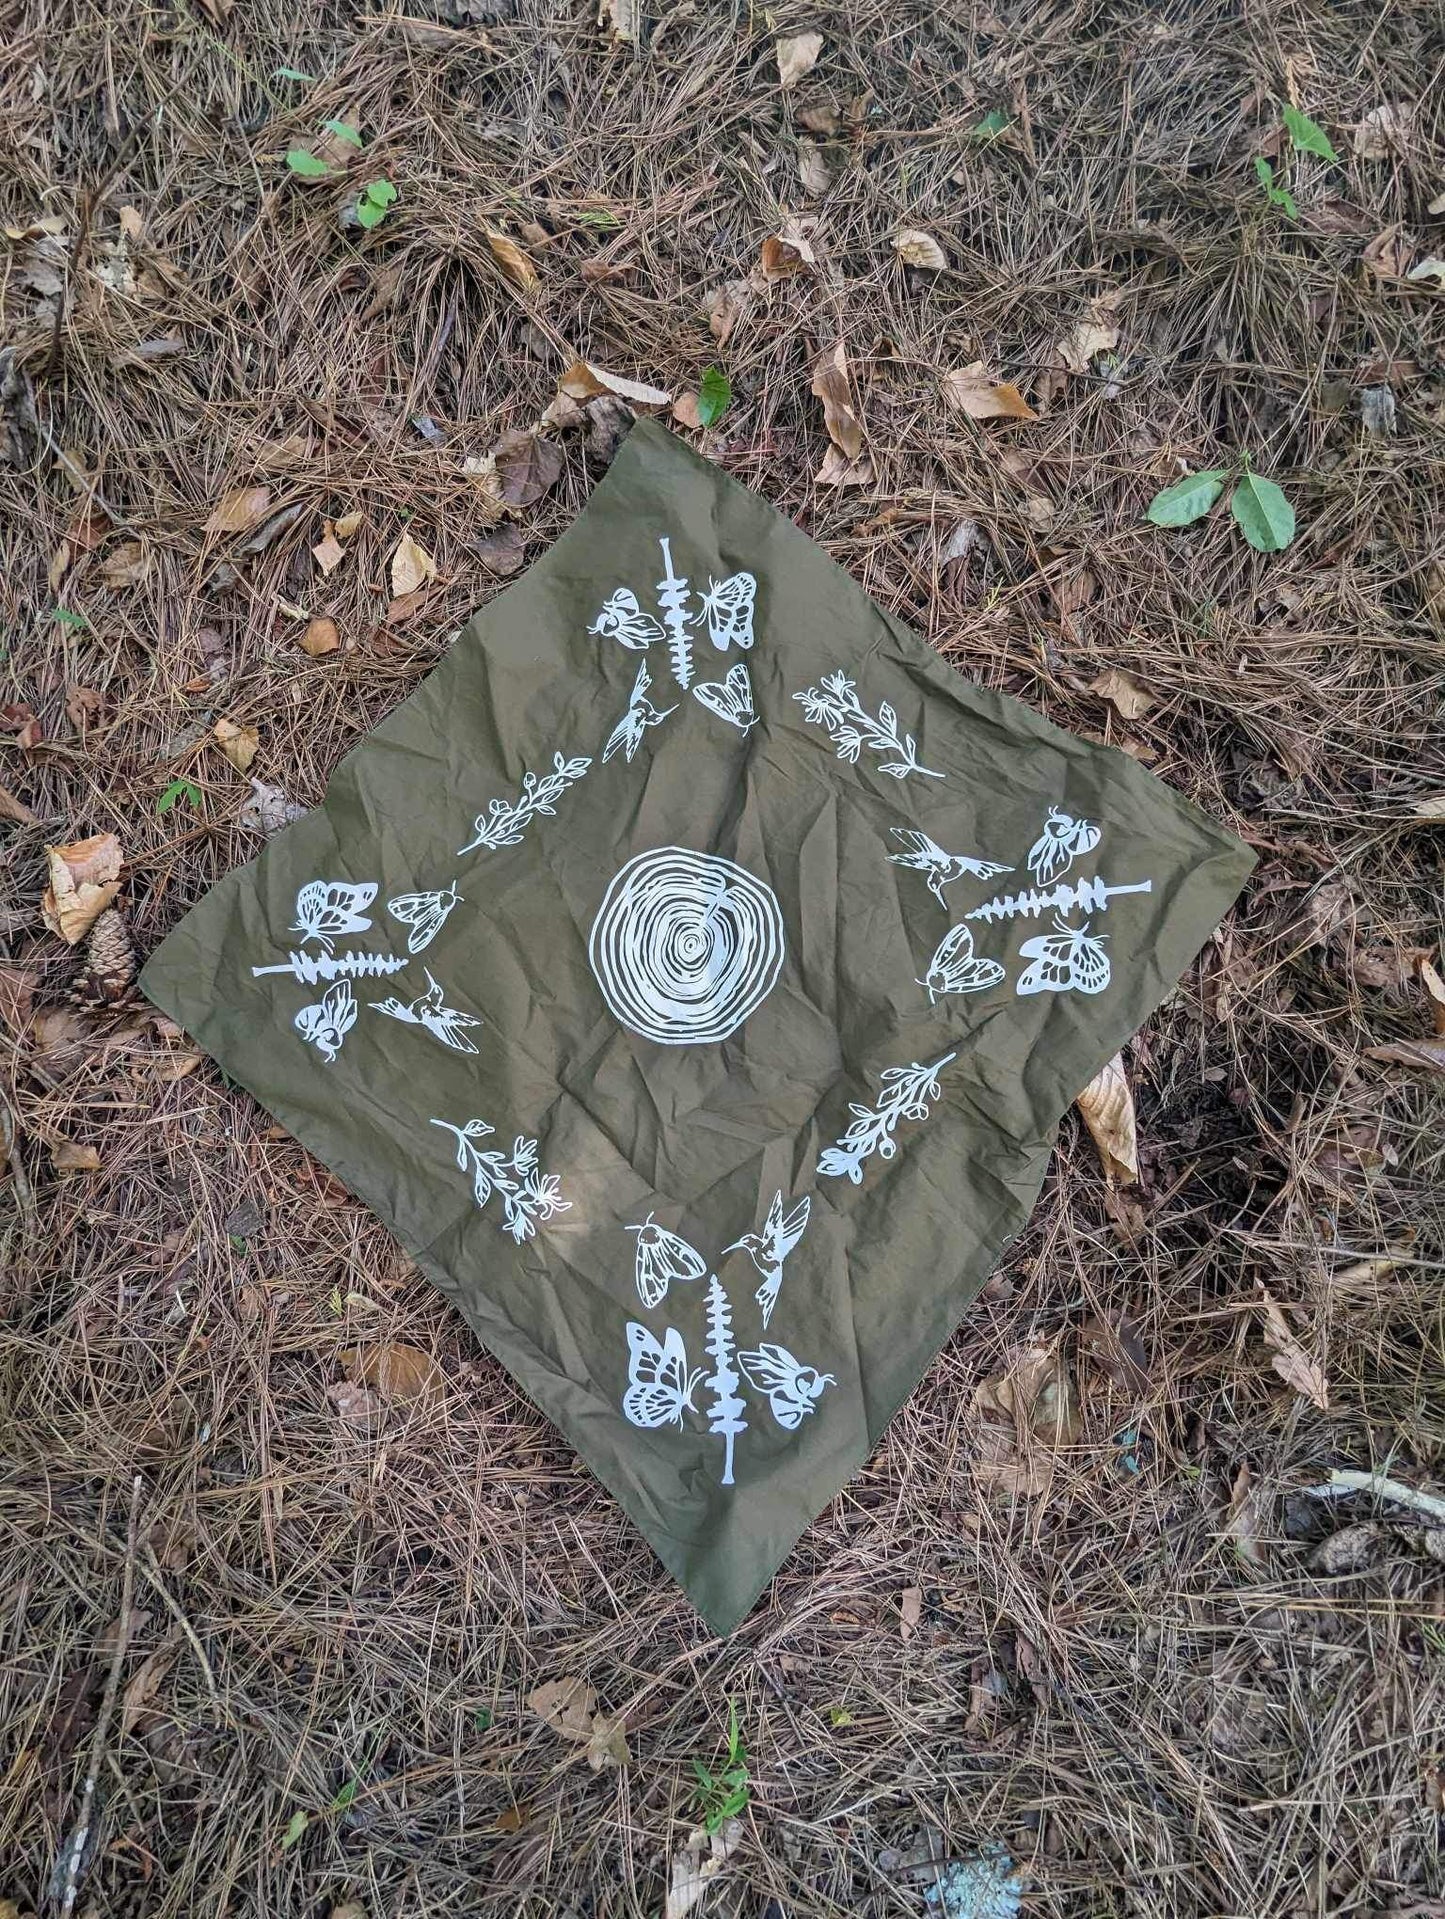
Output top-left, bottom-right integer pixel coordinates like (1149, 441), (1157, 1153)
(663, 1819), (744, 1919)
(42, 833), (123, 944)
(333, 508), (364, 539)
(205, 485), (271, 537)
(1225, 1462), (1271, 1571)
(66, 685), (103, 731)
(312, 530), (346, 575)
(51, 1138), (101, 1171)
(892, 228), (948, 271)
(967, 1341), (1079, 1496)
(898, 1586), (922, 1640)
(774, 30), (823, 89)
(339, 1342), (444, 1404)
(485, 226), (540, 293)
(493, 1802), (531, 1834)
(797, 138), (831, 197)
(1258, 1289), (1329, 1412)
(1363, 226), (1414, 281)
(941, 362), (1037, 422)
(328, 1380), (384, 1426)
(471, 524), (526, 576)
(586, 1709), (631, 1772)
(1089, 667), (1154, 722)
(705, 278), (753, 344)
(390, 531), (437, 599)
(811, 339), (863, 460)
(0, 779), (39, 825)
(1418, 956), (1445, 1034)
(120, 1638), (178, 1736)
(213, 716), (259, 774)
(1055, 293), (1121, 375)
(100, 540), (150, 589)
(671, 391), (703, 429)
(558, 360), (671, 408)
(1079, 1311), (1151, 1394)
(528, 1675), (597, 1740)
(814, 444), (875, 488)
(298, 616), (340, 657)
(492, 430), (563, 507)
(1075, 1051), (1139, 1182)
(1366, 1037), (1445, 1073)
(1353, 100), (1412, 160)
(760, 226), (815, 281)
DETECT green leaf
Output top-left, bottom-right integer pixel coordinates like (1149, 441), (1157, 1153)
(473, 1707), (493, 1732)
(285, 149), (330, 178)
(364, 179), (397, 207)
(1282, 102), (1337, 161)
(355, 200), (386, 230)
(1254, 157), (1297, 219)
(157, 776), (201, 815)
(696, 365), (732, 428)
(274, 67), (317, 83)
(1144, 470), (1227, 528)
(355, 179), (397, 231)
(52, 606), (88, 629)
(329, 1779), (359, 1813)
(1254, 155), (1275, 188)
(576, 208), (620, 229)
(279, 1810), (309, 1851)
(1229, 472), (1295, 552)
(323, 118), (363, 147)
(827, 1705), (853, 1727)
(973, 109), (1010, 142)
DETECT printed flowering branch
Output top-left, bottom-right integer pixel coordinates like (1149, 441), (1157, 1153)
(430, 1116), (571, 1243)
(817, 1050), (956, 1184)
(792, 671), (942, 780)
(458, 753), (591, 855)
(966, 874), (1153, 926)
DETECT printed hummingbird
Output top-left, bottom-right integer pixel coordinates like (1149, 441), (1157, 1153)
(602, 660), (677, 764)
(887, 826), (1013, 906)
(369, 969), (483, 1053)
(724, 1190), (812, 1329)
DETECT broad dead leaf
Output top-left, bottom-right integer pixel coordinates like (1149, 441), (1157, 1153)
(298, 616), (340, 657)
(663, 1820), (744, 1919)
(213, 716), (259, 773)
(558, 360), (671, 408)
(1353, 100), (1412, 160)
(814, 444), (875, 488)
(312, 530), (346, 574)
(121, 1639), (178, 1735)
(586, 1709), (631, 1772)
(390, 531), (437, 598)
(760, 222), (816, 281)
(42, 833), (123, 944)
(205, 485), (271, 537)
(967, 1341), (1080, 1496)
(339, 1341), (444, 1404)
(671, 391), (703, 429)
(797, 138), (831, 196)
(899, 1586), (922, 1640)
(705, 278), (753, 345)
(892, 227), (947, 271)
(328, 1380), (384, 1426)
(0, 779), (39, 825)
(528, 1675), (597, 1740)
(100, 540), (150, 589)
(1363, 226), (1414, 281)
(597, 0), (640, 44)
(1258, 1289), (1329, 1412)
(333, 508), (364, 539)
(1075, 1051), (1139, 1182)
(1055, 293), (1121, 375)
(774, 30), (823, 89)
(66, 685), (103, 731)
(1079, 1311), (1151, 1394)
(485, 227), (540, 293)
(1089, 667), (1154, 722)
(1366, 1037), (1445, 1074)
(492, 430), (563, 507)
(239, 779), (305, 835)
(811, 339), (863, 460)
(1225, 1461), (1271, 1571)
(941, 362), (1037, 422)
(51, 1139), (101, 1171)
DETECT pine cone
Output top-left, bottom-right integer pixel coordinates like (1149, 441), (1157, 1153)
(69, 906), (137, 1009)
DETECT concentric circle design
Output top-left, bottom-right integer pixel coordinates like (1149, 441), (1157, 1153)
(588, 846), (785, 1046)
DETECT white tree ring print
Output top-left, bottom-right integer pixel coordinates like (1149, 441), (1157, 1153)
(588, 846), (785, 1046)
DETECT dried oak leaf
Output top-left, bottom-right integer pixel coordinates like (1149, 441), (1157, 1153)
(811, 339), (863, 460)
(941, 362), (1037, 421)
(774, 30), (823, 89)
(1075, 1050), (1139, 1182)
(390, 532), (437, 598)
(42, 832), (123, 944)
(213, 716), (259, 774)
(205, 485), (271, 537)
(892, 228), (948, 271)
(492, 429), (563, 507)
(967, 1341), (1080, 1496)
(1258, 1289), (1329, 1412)
(528, 1675), (597, 1740)
(1088, 667), (1154, 722)
(339, 1342), (444, 1404)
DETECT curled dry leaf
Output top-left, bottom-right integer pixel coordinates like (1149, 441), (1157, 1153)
(42, 832), (123, 944)
(705, 278), (753, 345)
(485, 227), (540, 293)
(1417, 956), (1445, 1034)
(941, 363), (1037, 422)
(0, 779), (39, 825)
(664, 1820), (744, 1919)
(597, 0), (640, 44)
(1258, 1289), (1329, 1412)
(1365, 1036), (1445, 1074)
(298, 616), (340, 657)
(797, 138), (831, 196)
(814, 443), (875, 488)
(312, 530), (346, 575)
(967, 1341), (1080, 1497)
(892, 227), (948, 270)
(558, 360), (671, 408)
(1225, 1461), (1271, 1571)
(1075, 1050), (1139, 1182)
(239, 779), (305, 835)
(333, 509), (364, 539)
(1055, 293), (1121, 375)
(1088, 667), (1154, 723)
(1363, 226), (1414, 281)
(213, 716), (259, 773)
(390, 531), (437, 598)
(492, 429), (563, 507)
(100, 540), (150, 589)
(899, 1586), (922, 1640)
(760, 224), (816, 281)
(205, 485), (271, 537)
(671, 391), (703, 430)
(339, 1341), (444, 1404)
(811, 340), (863, 460)
(774, 30), (823, 89)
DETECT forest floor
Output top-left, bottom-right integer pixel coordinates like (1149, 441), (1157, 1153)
(2, 1), (1444, 1915)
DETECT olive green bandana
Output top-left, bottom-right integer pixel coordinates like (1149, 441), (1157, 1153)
(141, 419), (1253, 1633)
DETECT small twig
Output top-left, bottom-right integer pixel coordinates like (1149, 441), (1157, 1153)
(1306, 1468), (1445, 1526)
(137, 1551), (221, 1708)
(56, 1474), (144, 1918)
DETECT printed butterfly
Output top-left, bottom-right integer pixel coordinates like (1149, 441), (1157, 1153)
(622, 1322), (704, 1430)
(1026, 808), (1102, 886)
(294, 980), (357, 1062)
(738, 1343), (836, 1431)
(386, 881), (461, 955)
(291, 879), (377, 953)
(588, 586), (665, 652)
(691, 662), (757, 733)
(694, 571), (757, 652)
(1016, 915), (1112, 997)
(917, 922), (1006, 1001)
(627, 1213), (708, 1309)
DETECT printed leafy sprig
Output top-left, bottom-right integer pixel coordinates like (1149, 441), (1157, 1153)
(793, 671), (943, 780)
(817, 1051), (956, 1184)
(431, 1117), (570, 1243)
(458, 752), (592, 854)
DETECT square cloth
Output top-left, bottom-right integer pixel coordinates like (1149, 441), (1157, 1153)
(142, 419), (1254, 1633)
